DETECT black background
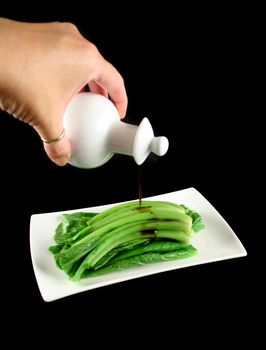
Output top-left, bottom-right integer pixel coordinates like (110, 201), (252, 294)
(0, 3), (260, 342)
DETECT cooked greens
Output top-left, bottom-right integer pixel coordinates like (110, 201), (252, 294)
(49, 200), (204, 281)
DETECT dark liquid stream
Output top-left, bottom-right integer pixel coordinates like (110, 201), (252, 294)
(137, 165), (142, 206)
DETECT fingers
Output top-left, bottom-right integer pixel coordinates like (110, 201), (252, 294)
(33, 108), (71, 167)
(43, 136), (71, 166)
(88, 81), (108, 98)
(94, 60), (128, 119)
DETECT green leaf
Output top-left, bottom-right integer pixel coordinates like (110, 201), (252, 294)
(108, 240), (190, 265)
(83, 246), (197, 278)
(181, 205), (205, 233)
(94, 238), (150, 270)
(48, 244), (63, 255)
(54, 212), (97, 244)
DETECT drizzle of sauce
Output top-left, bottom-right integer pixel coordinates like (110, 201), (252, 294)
(133, 206), (152, 213)
(141, 229), (156, 236)
(137, 165), (142, 206)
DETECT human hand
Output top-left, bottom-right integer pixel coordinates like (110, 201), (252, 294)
(0, 18), (127, 166)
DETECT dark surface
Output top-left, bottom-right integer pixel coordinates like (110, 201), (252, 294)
(0, 4), (259, 339)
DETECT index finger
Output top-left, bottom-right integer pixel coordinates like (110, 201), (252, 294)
(94, 60), (128, 118)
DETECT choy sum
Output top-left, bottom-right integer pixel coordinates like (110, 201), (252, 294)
(49, 200), (205, 281)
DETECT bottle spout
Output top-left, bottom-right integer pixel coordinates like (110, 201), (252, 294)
(108, 117), (169, 165)
(133, 117), (169, 165)
(150, 136), (169, 156)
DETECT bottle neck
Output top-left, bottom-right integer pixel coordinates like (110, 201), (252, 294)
(108, 121), (137, 156)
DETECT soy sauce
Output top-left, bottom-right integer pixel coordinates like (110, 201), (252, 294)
(137, 165), (142, 206)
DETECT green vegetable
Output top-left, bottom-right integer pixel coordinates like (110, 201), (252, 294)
(83, 246), (198, 278)
(49, 200), (205, 281)
(54, 212), (97, 244)
(102, 241), (191, 266)
(181, 205), (205, 233)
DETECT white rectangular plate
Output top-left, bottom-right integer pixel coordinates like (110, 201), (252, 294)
(30, 188), (247, 302)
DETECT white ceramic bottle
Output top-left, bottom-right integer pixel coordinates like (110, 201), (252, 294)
(63, 92), (169, 169)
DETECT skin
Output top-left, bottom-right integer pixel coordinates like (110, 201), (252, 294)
(0, 18), (128, 165)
